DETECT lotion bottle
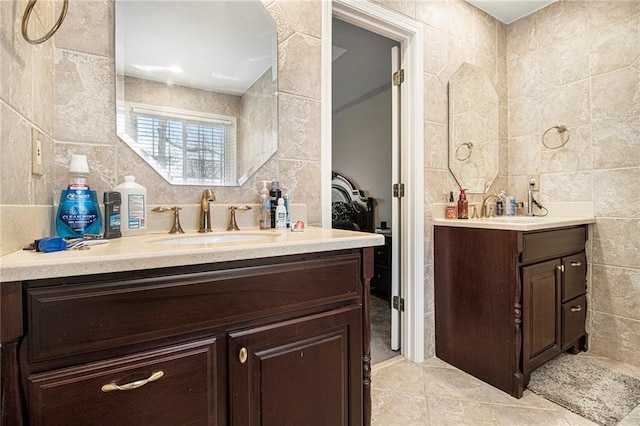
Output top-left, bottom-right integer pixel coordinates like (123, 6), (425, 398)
(275, 197), (287, 229)
(445, 191), (457, 219)
(259, 181), (270, 230)
(457, 188), (469, 219)
(113, 176), (147, 236)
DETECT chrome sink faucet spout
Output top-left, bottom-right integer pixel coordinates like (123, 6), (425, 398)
(198, 188), (216, 233)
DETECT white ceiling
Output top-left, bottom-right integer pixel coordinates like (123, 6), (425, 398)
(117, 1), (275, 95)
(464, 0), (558, 24)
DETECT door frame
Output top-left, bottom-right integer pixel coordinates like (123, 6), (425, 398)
(321, 0), (424, 362)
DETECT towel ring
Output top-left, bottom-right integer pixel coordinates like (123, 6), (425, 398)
(542, 124), (571, 149)
(22, 0), (69, 45)
(455, 141), (473, 161)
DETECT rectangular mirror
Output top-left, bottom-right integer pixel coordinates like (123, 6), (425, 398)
(115, 0), (278, 186)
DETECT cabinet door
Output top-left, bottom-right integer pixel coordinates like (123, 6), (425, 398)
(229, 307), (362, 426)
(522, 260), (562, 374)
(27, 338), (220, 426)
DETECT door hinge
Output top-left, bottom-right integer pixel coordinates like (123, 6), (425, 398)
(392, 296), (405, 312)
(393, 69), (404, 86)
(393, 183), (405, 198)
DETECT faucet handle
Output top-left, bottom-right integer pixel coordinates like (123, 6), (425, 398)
(152, 206), (185, 234)
(226, 205), (252, 231)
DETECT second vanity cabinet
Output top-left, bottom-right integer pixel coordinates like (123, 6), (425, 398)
(2, 248), (373, 425)
(434, 225), (588, 398)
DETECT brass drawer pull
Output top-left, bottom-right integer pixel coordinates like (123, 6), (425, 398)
(571, 261), (582, 267)
(101, 370), (164, 393)
(570, 305), (582, 312)
(239, 347), (248, 364)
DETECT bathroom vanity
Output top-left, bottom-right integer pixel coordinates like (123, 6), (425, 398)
(434, 217), (593, 398)
(0, 228), (382, 425)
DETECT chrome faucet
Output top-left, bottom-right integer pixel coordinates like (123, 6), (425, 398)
(198, 188), (216, 233)
(481, 194), (501, 218)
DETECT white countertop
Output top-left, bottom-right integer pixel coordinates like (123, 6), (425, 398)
(433, 215), (595, 231)
(0, 227), (384, 282)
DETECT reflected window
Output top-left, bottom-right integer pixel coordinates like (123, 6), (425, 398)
(123, 103), (237, 185)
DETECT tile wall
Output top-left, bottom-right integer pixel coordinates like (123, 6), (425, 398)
(1, 0), (638, 366)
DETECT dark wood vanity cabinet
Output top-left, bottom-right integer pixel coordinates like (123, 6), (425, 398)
(0, 249), (373, 425)
(434, 225), (588, 398)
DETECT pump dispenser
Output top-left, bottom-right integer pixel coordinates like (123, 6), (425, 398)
(259, 180), (270, 230)
(55, 155), (102, 237)
(457, 188), (469, 219)
(269, 180), (281, 228)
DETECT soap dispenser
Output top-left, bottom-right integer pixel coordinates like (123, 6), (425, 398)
(259, 180), (270, 230)
(457, 189), (469, 219)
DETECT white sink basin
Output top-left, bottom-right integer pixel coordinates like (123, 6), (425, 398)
(149, 232), (278, 245)
(489, 216), (547, 223)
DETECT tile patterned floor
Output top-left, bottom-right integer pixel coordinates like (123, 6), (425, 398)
(371, 355), (640, 425)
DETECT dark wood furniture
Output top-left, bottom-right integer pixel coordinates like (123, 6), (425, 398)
(371, 234), (391, 302)
(1, 248), (374, 425)
(331, 172), (375, 232)
(434, 225), (588, 398)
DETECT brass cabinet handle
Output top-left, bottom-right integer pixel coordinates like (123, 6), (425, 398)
(571, 261), (582, 267)
(571, 305), (582, 312)
(101, 370), (164, 393)
(239, 347), (248, 364)
(556, 265), (565, 272)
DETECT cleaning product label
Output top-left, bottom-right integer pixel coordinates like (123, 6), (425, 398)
(56, 188), (102, 237)
(127, 193), (145, 229)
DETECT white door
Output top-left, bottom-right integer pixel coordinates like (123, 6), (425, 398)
(390, 46), (401, 351)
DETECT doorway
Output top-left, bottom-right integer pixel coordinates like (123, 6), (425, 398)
(332, 17), (400, 364)
(322, 0), (425, 363)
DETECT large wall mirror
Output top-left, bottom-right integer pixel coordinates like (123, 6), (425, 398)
(448, 63), (498, 194)
(115, 0), (277, 186)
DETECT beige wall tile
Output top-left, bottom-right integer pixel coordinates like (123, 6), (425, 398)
(535, 0), (587, 48)
(538, 79), (591, 131)
(592, 67), (640, 122)
(278, 33), (321, 100)
(591, 311), (640, 365)
(423, 25), (448, 76)
(592, 219), (640, 269)
(1, 103), (34, 204)
(276, 0), (322, 38)
(415, 1), (448, 33)
(423, 121), (447, 170)
(590, 14), (640, 77)
(277, 93), (321, 161)
(592, 265), (640, 321)
(473, 7), (496, 55)
(506, 14), (536, 61)
(54, 0), (113, 58)
(539, 36), (589, 86)
(593, 168), (640, 218)
(540, 124), (591, 172)
(539, 170), (592, 203)
(592, 117), (640, 170)
(423, 74), (447, 124)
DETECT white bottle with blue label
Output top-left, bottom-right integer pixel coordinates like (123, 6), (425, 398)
(114, 175), (147, 236)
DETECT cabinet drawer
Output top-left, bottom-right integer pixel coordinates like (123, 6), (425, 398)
(563, 253), (586, 302)
(521, 227), (586, 264)
(27, 253), (361, 362)
(27, 338), (219, 425)
(562, 295), (586, 350)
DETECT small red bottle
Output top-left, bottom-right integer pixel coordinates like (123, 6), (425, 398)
(457, 189), (469, 219)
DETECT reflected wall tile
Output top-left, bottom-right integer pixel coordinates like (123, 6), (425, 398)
(592, 117), (640, 170)
(54, 0), (113, 58)
(277, 93), (321, 161)
(592, 219), (640, 269)
(54, 50), (114, 144)
(591, 311), (640, 366)
(539, 170), (592, 203)
(539, 36), (589, 85)
(593, 168), (640, 218)
(277, 0), (321, 38)
(535, 0), (587, 48)
(278, 33), (321, 100)
(592, 67), (640, 122)
(592, 265), (640, 321)
(590, 14), (640, 77)
(540, 124), (592, 172)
